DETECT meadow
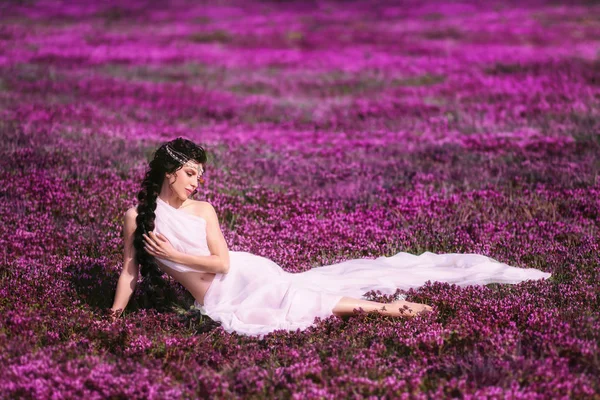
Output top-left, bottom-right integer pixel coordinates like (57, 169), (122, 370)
(0, 0), (599, 398)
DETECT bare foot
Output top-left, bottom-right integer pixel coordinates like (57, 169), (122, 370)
(389, 300), (433, 318)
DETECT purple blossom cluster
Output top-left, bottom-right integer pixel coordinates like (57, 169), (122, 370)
(1, 0), (599, 398)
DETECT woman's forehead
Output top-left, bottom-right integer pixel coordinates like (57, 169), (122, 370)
(183, 160), (200, 168)
(183, 161), (203, 172)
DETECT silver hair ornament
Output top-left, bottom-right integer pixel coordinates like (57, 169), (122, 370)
(165, 144), (190, 164)
(165, 144), (204, 176)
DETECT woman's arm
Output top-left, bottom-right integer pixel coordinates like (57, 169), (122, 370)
(170, 253), (228, 274)
(111, 208), (139, 318)
(204, 201), (230, 273)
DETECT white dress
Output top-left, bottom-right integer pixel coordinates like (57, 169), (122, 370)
(153, 197), (552, 338)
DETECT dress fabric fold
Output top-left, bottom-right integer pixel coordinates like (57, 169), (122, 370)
(153, 197), (552, 339)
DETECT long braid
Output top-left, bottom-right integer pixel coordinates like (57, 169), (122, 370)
(134, 164), (169, 308)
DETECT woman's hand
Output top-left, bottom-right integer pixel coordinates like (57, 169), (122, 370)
(143, 232), (179, 262)
(108, 308), (122, 322)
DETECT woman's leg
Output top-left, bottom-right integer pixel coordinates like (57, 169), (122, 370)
(332, 296), (432, 318)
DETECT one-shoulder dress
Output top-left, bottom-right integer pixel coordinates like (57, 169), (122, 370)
(153, 197), (552, 339)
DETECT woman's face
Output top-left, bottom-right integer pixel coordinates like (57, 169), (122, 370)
(167, 161), (204, 200)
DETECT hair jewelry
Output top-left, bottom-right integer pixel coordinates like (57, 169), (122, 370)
(165, 144), (204, 177)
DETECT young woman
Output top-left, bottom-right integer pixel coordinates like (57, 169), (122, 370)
(111, 138), (552, 338)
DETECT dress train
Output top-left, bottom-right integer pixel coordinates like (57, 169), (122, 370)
(153, 197), (552, 338)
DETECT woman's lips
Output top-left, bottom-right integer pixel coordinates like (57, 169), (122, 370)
(186, 189), (193, 194)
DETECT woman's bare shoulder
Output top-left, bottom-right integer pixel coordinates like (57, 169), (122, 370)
(124, 206), (138, 236)
(125, 206), (138, 222)
(195, 200), (215, 210)
(194, 200), (217, 219)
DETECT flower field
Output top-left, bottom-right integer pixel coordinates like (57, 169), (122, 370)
(1, 0), (599, 398)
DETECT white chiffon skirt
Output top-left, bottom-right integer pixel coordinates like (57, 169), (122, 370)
(193, 250), (552, 338)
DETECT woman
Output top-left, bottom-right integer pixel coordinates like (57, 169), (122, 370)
(111, 138), (552, 338)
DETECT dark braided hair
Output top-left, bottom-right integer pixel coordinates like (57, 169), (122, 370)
(133, 137), (207, 309)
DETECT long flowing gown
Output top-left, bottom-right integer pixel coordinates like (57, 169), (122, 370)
(153, 197), (552, 338)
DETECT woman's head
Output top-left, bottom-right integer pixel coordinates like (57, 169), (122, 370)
(133, 137), (208, 308)
(161, 145), (205, 201)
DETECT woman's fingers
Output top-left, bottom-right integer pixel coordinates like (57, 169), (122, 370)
(144, 233), (169, 257)
(143, 236), (159, 255)
(143, 234), (159, 248)
(154, 233), (168, 242)
(144, 232), (164, 246)
(143, 234), (153, 246)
